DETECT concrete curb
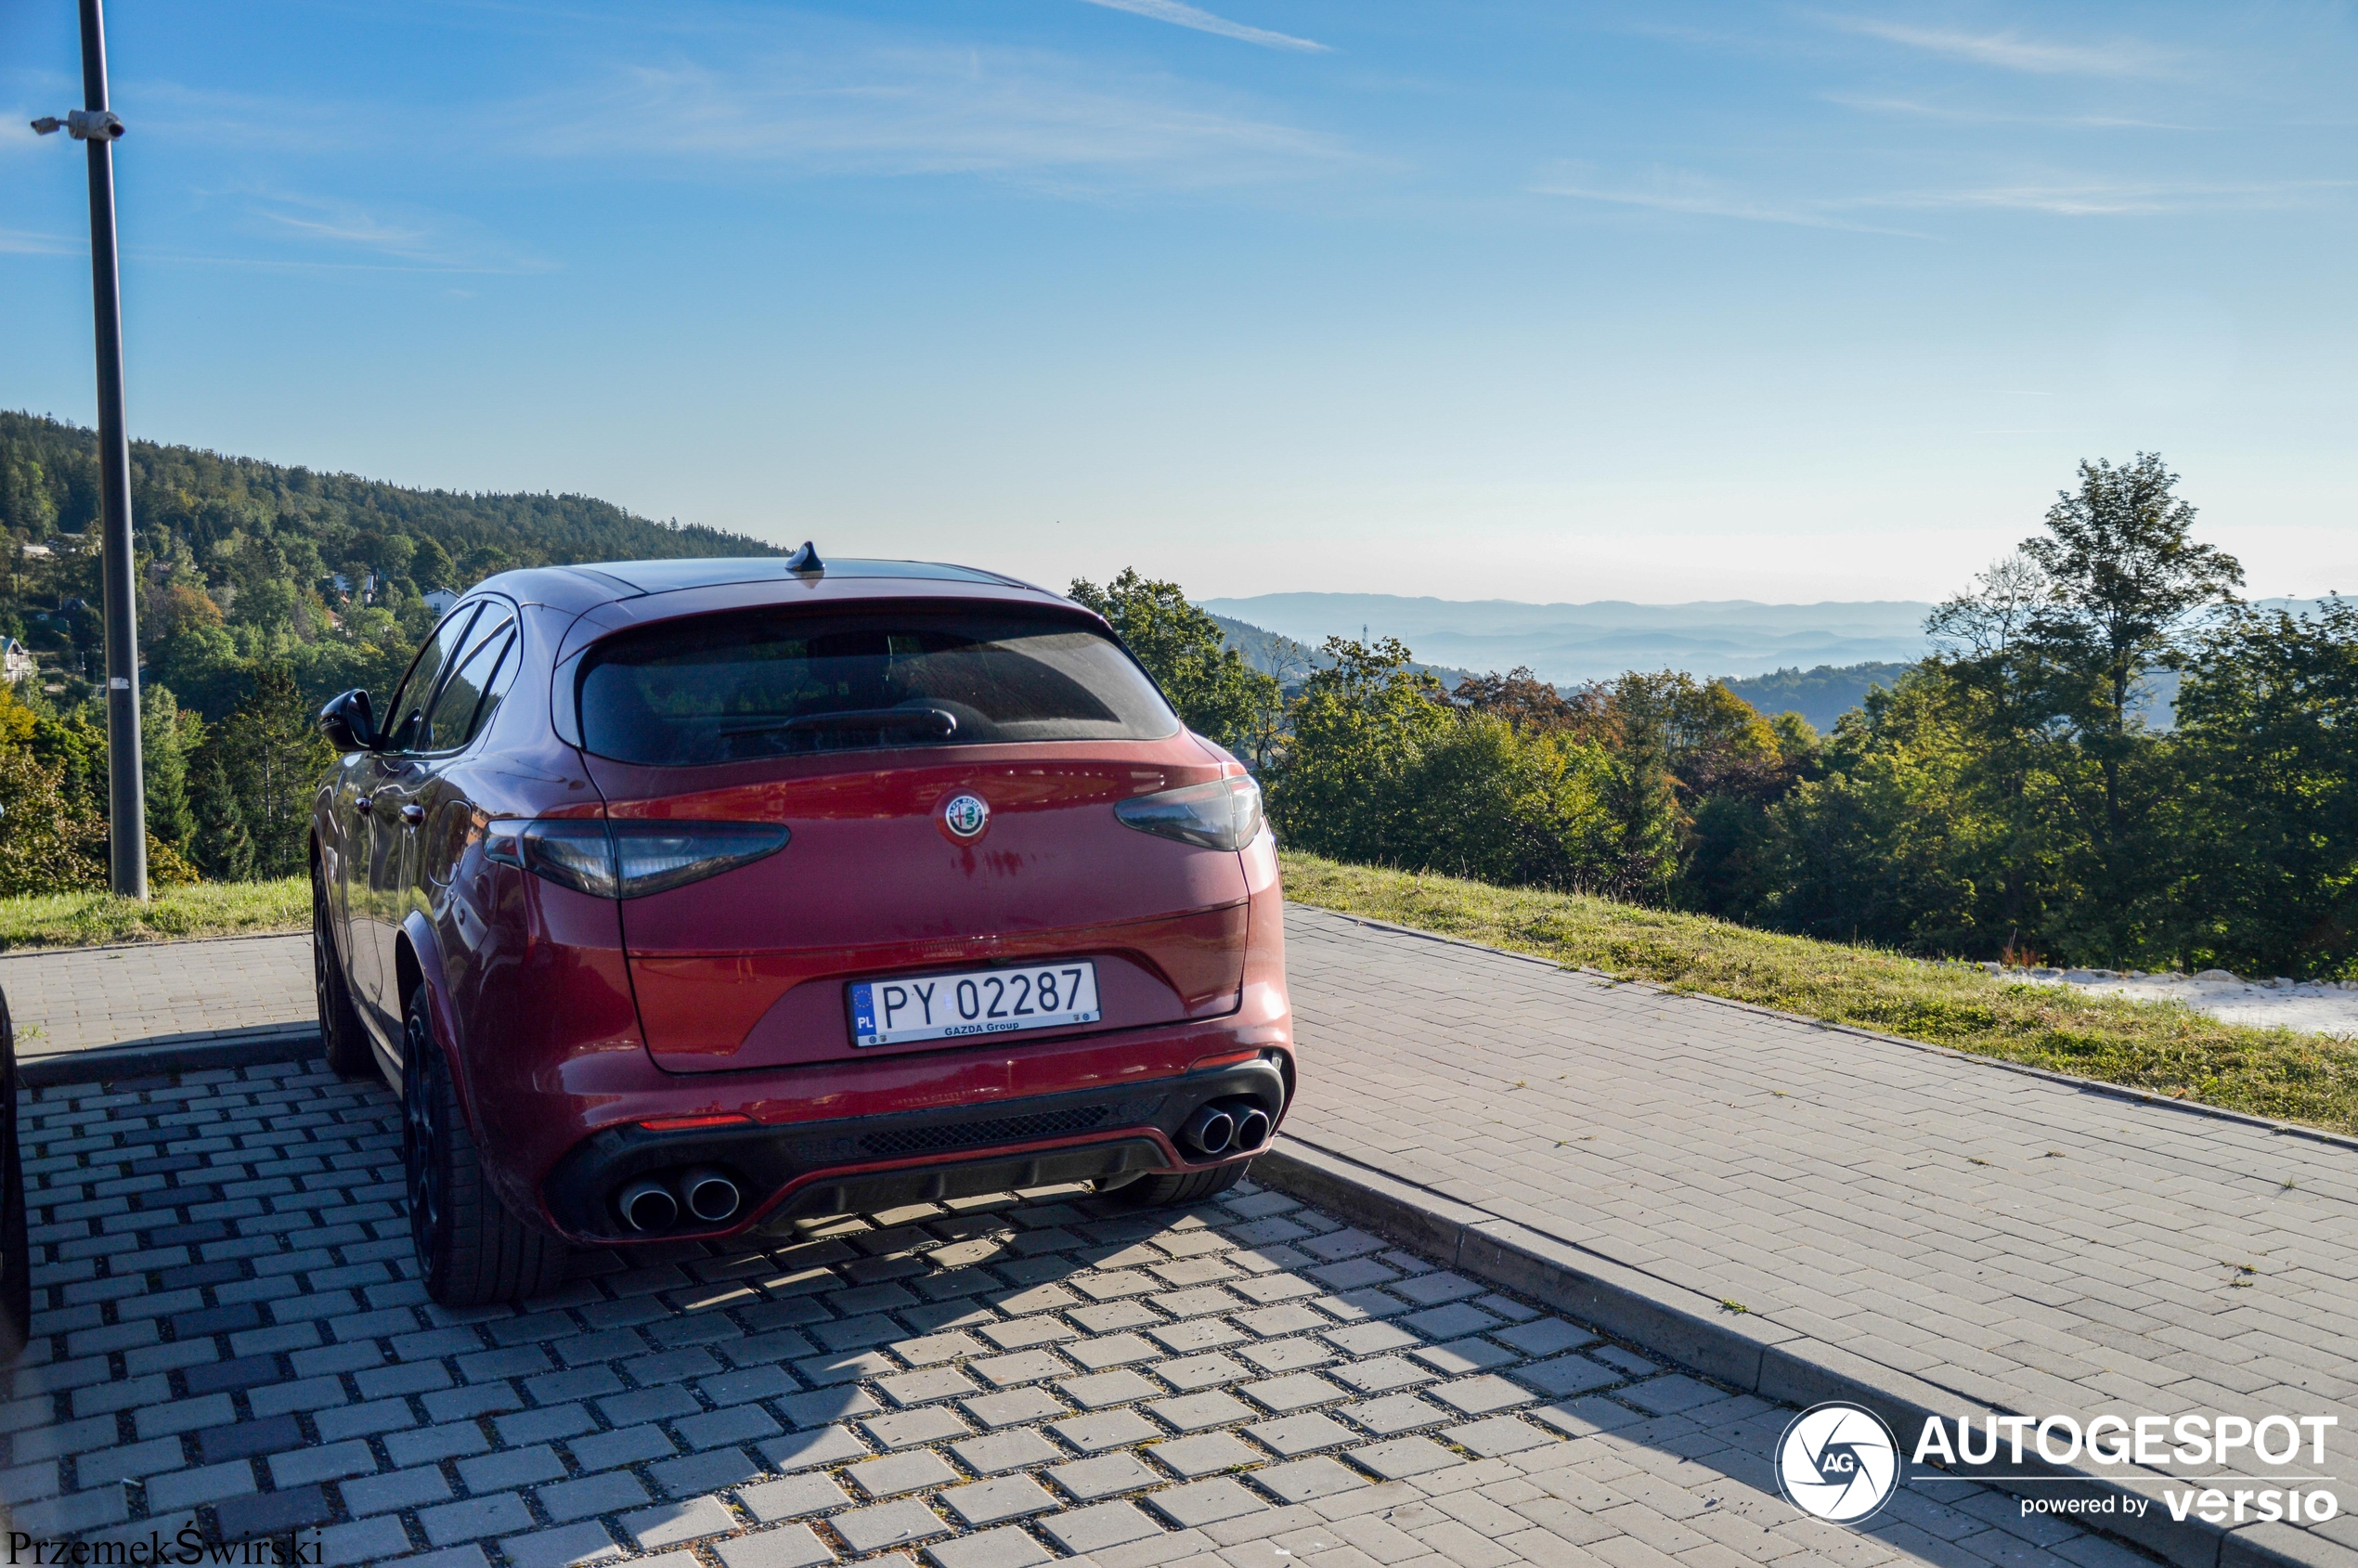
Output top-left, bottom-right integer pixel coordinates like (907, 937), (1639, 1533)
(0, 927), (309, 961)
(1253, 1135), (2356, 1568)
(19, 1022), (320, 1088)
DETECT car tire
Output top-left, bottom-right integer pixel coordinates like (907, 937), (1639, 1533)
(1109, 1159), (1250, 1209)
(313, 862), (374, 1081)
(402, 986), (567, 1306)
(0, 986), (30, 1363)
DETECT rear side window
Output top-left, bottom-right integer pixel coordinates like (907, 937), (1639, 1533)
(383, 605), (482, 754)
(424, 616), (517, 752)
(578, 607), (1179, 766)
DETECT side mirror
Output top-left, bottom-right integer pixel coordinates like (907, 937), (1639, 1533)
(318, 689), (379, 753)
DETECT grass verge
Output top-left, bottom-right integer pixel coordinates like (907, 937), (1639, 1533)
(1282, 851), (2358, 1138)
(0, 877), (310, 952)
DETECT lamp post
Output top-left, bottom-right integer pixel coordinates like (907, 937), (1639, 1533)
(32, 0), (146, 900)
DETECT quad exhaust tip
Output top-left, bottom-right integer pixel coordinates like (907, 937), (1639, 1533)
(682, 1167), (741, 1224)
(1180, 1097), (1274, 1159)
(1233, 1106), (1272, 1151)
(616, 1179), (678, 1233)
(1181, 1104), (1237, 1158)
(615, 1167), (743, 1232)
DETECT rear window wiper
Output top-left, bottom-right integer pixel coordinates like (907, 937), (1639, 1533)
(720, 706), (958, 739)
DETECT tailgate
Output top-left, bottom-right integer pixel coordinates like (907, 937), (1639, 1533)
(595, 754), (1250, 1073)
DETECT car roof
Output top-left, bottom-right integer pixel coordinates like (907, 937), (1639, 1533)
(474, 556), (1064, 615)
(599, 557), (1038, 594)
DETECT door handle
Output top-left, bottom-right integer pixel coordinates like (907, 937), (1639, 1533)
(399, 804), (426, 826)
(354, 795), (374, 813)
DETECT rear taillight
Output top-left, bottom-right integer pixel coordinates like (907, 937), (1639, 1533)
(1114, 775), (1263, 852)
(484, 819), (789, 899)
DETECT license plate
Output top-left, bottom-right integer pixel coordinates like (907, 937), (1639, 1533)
(849, 961), (1102, 1047)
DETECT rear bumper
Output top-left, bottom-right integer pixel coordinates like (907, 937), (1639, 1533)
(541, 1055), (1289, 1244)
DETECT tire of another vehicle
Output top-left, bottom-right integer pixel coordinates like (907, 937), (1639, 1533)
(0, 986), (30, 1363)
(312, 862), (375, 1081)
(1110, 1159), (1250, 1208)
(402, 986), (568, 1305)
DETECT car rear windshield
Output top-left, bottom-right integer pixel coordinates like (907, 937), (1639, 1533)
(577, 606), (1181, 766)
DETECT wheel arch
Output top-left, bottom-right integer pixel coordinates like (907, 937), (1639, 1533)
(395, 914), (471, 1131)
(398, 910), (565, 1249)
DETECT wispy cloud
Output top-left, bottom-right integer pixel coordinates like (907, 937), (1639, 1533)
(1073, 0), (1328, 53)
(1877, 178), (2348, 215)
(229, 191), (551, 272)
(1531, 167), (1928, 237)
(513, 45), (1352, 188)
(1821, 94), (2206, 132)
(252, 201), (436, 254)
(1534, 164), (2341, 229)
(0, 228), (78, 256)
(1816, 15), (2177, 77)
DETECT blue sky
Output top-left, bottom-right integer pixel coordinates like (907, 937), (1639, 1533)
(5, 1), (2352, 603)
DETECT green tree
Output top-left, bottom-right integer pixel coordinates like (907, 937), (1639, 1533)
(1590, 693), (1683, 906)
(0, 683), (105, 894)
(232, 577), (298, 634)
(1910, 457), (2242, 962)
(1924, 554), (2055, 952)
(28, 704), (107, 825)
(2167, 599), (2358, 976)
(2019, 454), (2241, 952)
(201, 666), (330, 877)
(0, 746), (105, 895)
(1753, 669), (2019, 952)
(141, 683), (201, 852)
(1391, 713), (1614, 890)
(412, 535), (455, 590)
(188, 754), (254, 882)
(0, 449), (58, 537)
(377, 534), (418, 581)
(2022, 453), (2244, 744)
(1265, 637), (1452, 863)
(1069, 570), (1280, 755)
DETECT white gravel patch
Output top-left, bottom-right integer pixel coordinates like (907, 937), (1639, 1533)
(1991, 965), (2358, 1039)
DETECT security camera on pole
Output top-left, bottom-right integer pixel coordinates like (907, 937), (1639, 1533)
(31, 0), (146, 900)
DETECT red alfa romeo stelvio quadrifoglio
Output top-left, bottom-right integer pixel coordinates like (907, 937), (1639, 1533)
(309, 547), (1291, 1304)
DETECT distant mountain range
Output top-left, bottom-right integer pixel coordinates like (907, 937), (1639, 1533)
(1202, 593), (2337, 731)
(1208, 615), (1476, 694)
(1199, 592), (1936, 686)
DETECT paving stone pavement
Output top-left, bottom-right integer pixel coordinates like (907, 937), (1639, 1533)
(1, 1058), (2140, 1567)
(1282, 907), (2358, 1536)
(0, 933), (312, 1056)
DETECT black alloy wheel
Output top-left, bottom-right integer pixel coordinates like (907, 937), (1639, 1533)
(402, 1001), (446, 1269)
(400, 985), (567, 1306)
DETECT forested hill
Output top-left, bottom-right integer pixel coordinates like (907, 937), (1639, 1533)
(1209, 613), (1477, 693)
(1720, 663), (1914, 731)
(0, 410), (775, 579)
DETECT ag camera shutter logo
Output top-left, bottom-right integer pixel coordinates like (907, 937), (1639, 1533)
(1777, 1402), (1902, 1523)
